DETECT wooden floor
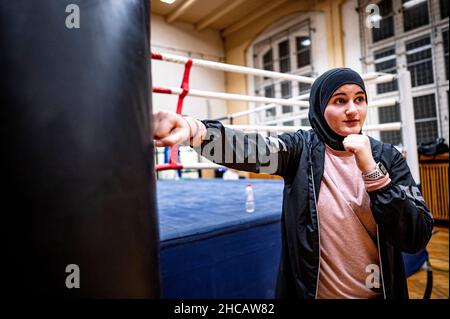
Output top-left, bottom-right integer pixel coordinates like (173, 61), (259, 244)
(407, 226), (449, 299)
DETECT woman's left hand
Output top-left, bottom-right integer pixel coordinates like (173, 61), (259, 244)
(342, 134), (377, 174)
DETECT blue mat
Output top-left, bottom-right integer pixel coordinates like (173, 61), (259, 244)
(403, 249), (429, 277)
(157, 179), (284, 298)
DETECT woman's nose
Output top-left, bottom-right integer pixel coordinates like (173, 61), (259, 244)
(345, 102), (358, 115)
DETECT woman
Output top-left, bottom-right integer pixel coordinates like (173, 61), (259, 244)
(153, 68), (434, 299)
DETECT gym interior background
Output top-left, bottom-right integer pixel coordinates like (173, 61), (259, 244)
(2, 0), (448, 299)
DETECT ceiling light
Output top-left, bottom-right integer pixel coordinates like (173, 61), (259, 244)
(160, 0), (176, 4)
(403, 0), (426, 9)
(301, 39), (311, 47)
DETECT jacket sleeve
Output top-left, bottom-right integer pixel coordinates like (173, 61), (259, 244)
(368, 145), (434, 253)
(191, 120), (304, 177)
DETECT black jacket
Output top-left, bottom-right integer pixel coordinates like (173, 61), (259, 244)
(196, 120), (434, 299)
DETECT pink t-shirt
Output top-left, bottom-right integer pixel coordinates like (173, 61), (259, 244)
(316, 145), (391, 299)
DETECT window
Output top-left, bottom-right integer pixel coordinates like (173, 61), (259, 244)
(262, 49), (276, 117)
(403, 0), (429, 32)
(278, 40), (291, 73)
(374, 47), (398, 93)
(379, 104), (402, 145)
(263, 49), (274, 71)
(262, 49), (274, 82)
(301, 118), (310, 127)
(264, 85), (276, 117)
(253, 22), (314, 123)
(444, 30), (449, 80)
(441, 0), (449, 19)
(295, 36), (311, 68)
(406, 36), (434, 87)
(283, 121), (294, 126)
(413, 94), (438, 144)
(298, 79), (311, 125)
(372, 0), (394, 42)
(298, 82), (311, 96)
(281, 81), (292, 113)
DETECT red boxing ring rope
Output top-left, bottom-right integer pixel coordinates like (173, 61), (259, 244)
(156, 57), (193, 172)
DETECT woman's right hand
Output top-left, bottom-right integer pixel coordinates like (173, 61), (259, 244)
(153, 111), (191, 147)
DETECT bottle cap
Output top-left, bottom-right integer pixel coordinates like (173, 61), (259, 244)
(246, 184), (252, 187)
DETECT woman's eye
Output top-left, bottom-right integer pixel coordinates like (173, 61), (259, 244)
(335, 98), (345, 105)
(355, 96), (365, 103)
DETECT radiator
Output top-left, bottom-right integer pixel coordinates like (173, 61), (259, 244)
(420, 162), (449, 221)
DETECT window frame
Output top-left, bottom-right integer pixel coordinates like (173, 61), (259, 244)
(402, 0), (430, 33)
(253, 26), (313, 123)
(373, 46), (398, 94)
(405, 35), (434, 87)
(443, 29), (449, 80)
(412, 93), (439, 144)
(361, 0), (446, 145)
(371, 0), (395, 43)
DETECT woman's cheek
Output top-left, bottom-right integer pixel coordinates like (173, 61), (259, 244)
(325, 107), (339, 123)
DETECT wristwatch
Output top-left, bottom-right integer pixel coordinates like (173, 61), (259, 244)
(362, 162), (388, 180)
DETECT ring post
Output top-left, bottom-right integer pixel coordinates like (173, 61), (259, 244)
(398, 70), (420, 184)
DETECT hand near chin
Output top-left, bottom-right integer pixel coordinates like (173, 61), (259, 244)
(343, 134), (376, 174)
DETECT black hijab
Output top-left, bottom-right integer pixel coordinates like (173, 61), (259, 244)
(308, 68), (367, 151)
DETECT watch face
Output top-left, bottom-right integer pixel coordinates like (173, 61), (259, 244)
(379, 162), (387, 175)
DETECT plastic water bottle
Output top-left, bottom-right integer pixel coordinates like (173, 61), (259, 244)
(245, 184), (255, 213)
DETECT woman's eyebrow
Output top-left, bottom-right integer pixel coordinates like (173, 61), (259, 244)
(332, 90), (365, 98)
(332, 92), (347, 97)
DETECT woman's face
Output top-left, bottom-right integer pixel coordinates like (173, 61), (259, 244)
(324, 84), (367, 137)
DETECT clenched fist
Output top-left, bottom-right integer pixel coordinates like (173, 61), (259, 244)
(153, 111), (206, 147)
(153, 111), (190, 147)
(342, 134), (377, 174)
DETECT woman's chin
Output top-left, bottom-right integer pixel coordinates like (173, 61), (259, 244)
(337, 127), (361, 136)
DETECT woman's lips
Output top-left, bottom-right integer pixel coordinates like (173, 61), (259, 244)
(343, 119), (360, 126)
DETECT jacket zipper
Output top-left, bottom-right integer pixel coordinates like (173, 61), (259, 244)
(310, 164), (322, 299)
(376, 225), (387, 299)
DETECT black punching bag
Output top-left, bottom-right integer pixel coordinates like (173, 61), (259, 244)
(2, 1), (160, 297)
